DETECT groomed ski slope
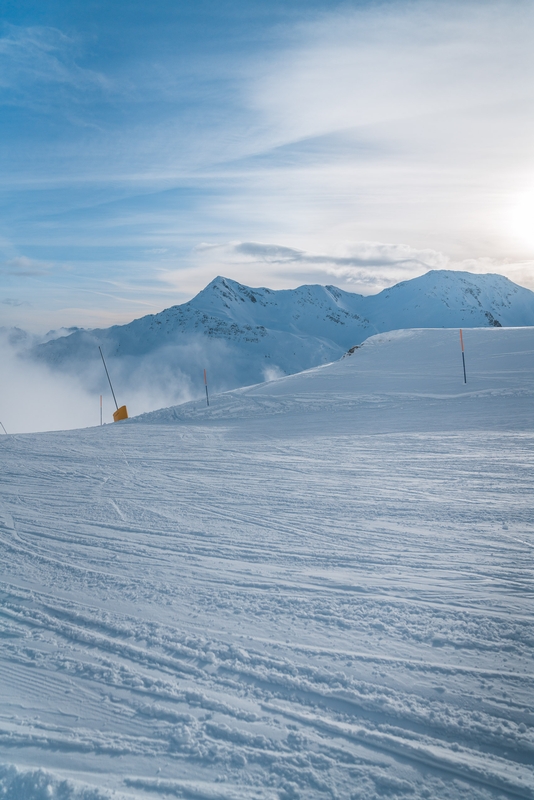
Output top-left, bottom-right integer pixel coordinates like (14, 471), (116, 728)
(0, 327), (533, 800)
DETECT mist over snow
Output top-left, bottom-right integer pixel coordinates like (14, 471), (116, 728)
(0, 321), (206, 433)
(0, 330), (97, 434)
(0, 330), (205, 434)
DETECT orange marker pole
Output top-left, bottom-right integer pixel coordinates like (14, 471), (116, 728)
(204, 369), (209, 407)
(459, 329), (467, 383)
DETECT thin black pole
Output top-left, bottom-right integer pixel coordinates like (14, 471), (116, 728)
(0, 421), (7, 435)
(99, 346), (119, 410)
(204, 369), (209, 407)
(460, 329), (467, 384)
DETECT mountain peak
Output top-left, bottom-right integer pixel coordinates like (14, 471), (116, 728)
(191, 276), (273, 318)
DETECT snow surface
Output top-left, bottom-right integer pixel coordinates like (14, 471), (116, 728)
(1, 327), (533, 799)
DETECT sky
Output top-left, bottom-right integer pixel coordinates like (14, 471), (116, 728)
(1, 0), (534, 332)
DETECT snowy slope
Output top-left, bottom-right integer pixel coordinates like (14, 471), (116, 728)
(1, 327), (533, 800)
(31, 271), (534, 405)
(138, 326), (534, 433)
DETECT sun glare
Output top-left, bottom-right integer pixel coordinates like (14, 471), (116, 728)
(507, 188), (534, 252)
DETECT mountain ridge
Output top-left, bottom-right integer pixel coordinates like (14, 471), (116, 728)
(30, 269), (534, 407)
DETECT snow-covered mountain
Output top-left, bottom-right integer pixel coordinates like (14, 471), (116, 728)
(31, 270), (534, 409)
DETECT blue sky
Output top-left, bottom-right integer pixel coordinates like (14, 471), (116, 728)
(1, 0), (534, 331)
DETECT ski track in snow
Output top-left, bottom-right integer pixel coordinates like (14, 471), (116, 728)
(0, 328), (533, 799)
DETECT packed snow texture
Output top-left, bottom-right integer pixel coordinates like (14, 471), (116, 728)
(0, 327), (533, 799)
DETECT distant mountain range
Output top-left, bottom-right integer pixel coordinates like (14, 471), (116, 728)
(30, 270), (534, 407)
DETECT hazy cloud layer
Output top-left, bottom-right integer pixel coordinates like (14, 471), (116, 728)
(160, 241), (534, 297)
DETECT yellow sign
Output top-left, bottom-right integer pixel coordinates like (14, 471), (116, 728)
(113, 405), (128, 422)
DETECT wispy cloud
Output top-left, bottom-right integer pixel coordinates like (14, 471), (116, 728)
(232, 241), (445, 271)
(250, 1), (534, 140)
(1, 256), (50, 276)
(2, 297), (29, 307)
(0, 24), (109, 97)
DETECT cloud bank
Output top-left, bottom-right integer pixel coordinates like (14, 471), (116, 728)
(159, 241), (534, 297)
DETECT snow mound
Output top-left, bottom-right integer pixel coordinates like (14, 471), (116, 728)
(0, 764), (121, 799)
